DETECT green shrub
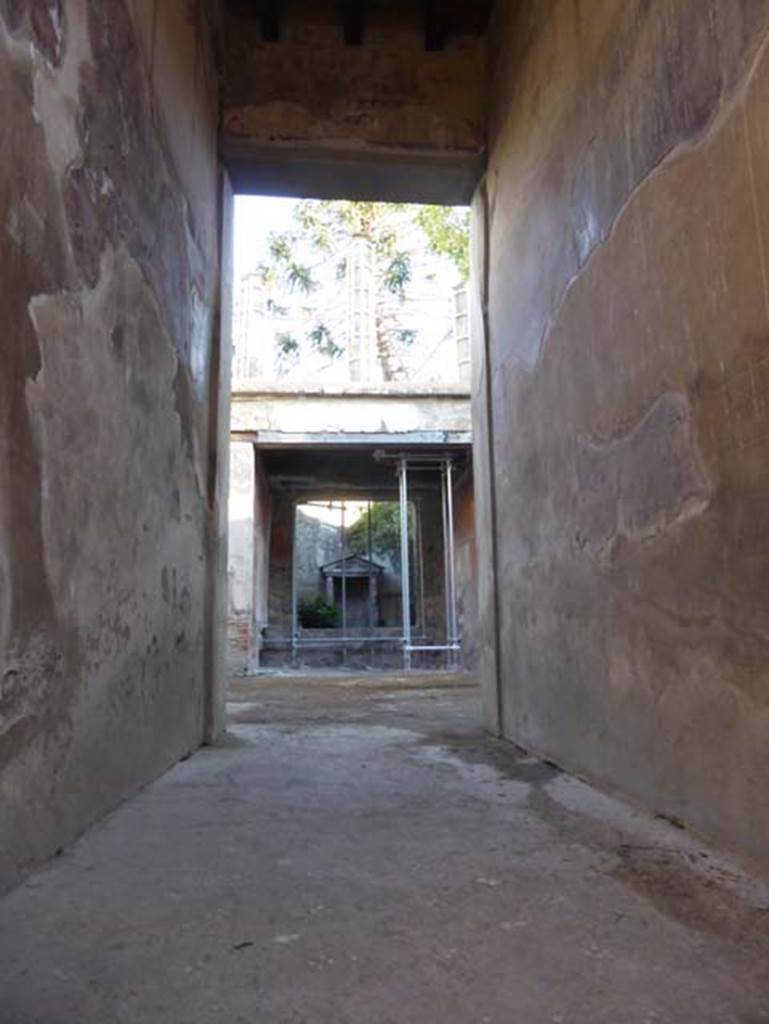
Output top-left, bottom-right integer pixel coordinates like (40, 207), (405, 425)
(298, 595), (340, 628)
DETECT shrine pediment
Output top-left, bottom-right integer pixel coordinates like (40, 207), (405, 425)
(320, 555), (384, 578)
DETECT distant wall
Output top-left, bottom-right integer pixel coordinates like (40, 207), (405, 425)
(418, 493), (448, 642)
(253, 451), (273, 661)
(0, 0), (220, 892)
(453, 470), (478, 671)
(267, 495), (295, 637)
(476, 0), (769, 862)
(228, 442), (255, 674)
(230, 385), (472, 443)
(227, 444), (274, 673)
(294, 511), (343, 605)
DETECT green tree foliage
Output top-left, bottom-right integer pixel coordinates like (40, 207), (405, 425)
(414, 205), (471, 282)
(308, 322), (343, 359)
(383, 251), (412, 299)
(346, 501), (415, 573)
(256, 200), (469, 379)
(274, 330), (300, 373)
(286, 263), (315, 294)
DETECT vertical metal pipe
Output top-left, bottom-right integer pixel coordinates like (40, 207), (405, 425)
(248, 442), (259, 675)
(445, 458), (458, 666)
(367, 499), (373, 665)
(441, 463), (451, 660)
(341, 500), (347, 665)
(290, 499), (298, 668)
(367, 499), (373, 627)
(398, 459), (412, 671)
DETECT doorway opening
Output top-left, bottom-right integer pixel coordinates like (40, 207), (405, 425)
(226, 195), (476, 676)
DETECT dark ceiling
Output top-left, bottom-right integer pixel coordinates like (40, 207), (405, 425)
(226, 1), (492, 51)
(260, 446), (471, 499)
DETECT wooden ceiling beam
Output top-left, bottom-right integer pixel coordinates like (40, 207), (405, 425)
(342, 0), (367, 45)
(424, 0), (447, 51)
(259, 0), (282, 41)
(225, 0), (492, 46)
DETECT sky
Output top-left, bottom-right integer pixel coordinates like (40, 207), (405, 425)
(233, 195), (299, 283)
(297, 499), (369, 527)
(232, 195), (465, 385)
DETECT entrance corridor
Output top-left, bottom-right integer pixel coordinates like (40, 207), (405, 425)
(1, 676), (768, 1024)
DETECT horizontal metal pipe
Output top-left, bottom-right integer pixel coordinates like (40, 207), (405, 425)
(262, 636), (422, 647)
(374, 452), (460, 464)
(406, 644), (462, 652)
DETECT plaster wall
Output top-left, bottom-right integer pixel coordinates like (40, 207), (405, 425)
(478, 0), (769, 862)
(231, 388), (472, 440)
(227, 444), (272, 673)
(419, 493), (444, 639)
(252, 450), (273, 666)
(229, 445), (255, 616)
(267, 495), (295, 637)
(454, 470), (478, 671)
(0, 0), (220, 892)
(294, 511), (345, 606)
(227, 442), (254, 673)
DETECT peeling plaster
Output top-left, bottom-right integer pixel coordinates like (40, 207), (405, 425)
(488, 0), (769, 373)
(575, 392), (712, 562)
(481, 0), (769, 862)
(0, 0), (219, 893)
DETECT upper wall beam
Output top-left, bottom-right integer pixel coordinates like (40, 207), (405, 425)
(220, 0), (488, 203)
(228, 0), (490, 49)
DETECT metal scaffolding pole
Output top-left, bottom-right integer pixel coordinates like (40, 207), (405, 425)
(340, 500), (347, 666)
(441, 463), (451, 662)
(370, 449), (463, 668)
(367, 499), (373, 663)
(398, 459), (412, 671)
(290, 500), (298, 668)
(445, 458), (458, 667)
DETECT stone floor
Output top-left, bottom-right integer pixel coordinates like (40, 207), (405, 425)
(1, 674), (769, 1023)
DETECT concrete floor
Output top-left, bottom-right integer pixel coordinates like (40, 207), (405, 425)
(1, 675), (769, 1024)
